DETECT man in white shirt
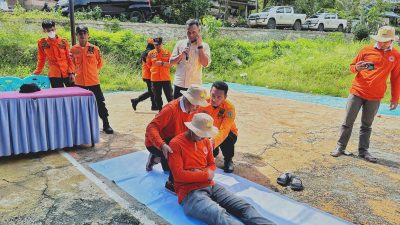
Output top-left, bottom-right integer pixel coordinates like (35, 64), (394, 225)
(169, 19), (211, 99)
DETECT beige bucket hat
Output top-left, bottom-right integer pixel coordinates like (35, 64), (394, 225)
(184, 113), (218, 138)
(370, 26), (399, 42)
(181, 85), (209, 107)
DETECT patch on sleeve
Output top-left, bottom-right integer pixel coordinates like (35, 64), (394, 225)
(227, 111), (233, 118)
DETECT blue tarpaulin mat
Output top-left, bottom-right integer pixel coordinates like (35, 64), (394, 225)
(90, 151), (354, 225)
(204, 83), (399, 117)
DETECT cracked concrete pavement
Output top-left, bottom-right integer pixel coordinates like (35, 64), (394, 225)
(0, 91), (399, 225)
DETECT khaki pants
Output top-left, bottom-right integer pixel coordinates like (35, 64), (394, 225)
(336, 94), (380, 154)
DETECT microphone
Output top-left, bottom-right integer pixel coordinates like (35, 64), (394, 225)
(186, 41), (190, 61)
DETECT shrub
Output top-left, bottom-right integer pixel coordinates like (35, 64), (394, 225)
(202, 15), (223, 37)
(352, 23), (370, 41)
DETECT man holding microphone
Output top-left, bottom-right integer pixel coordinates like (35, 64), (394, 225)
(169, 19), (211, 99)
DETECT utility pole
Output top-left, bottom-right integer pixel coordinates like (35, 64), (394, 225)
(68, 0), (76, 45)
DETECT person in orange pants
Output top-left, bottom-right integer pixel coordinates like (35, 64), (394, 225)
(70, 25), (113, 134)
(33, 20), (75, 88)
(199, 81), (238, 173)
(131, 38), (157, 111)
(147, 37), (173, 111)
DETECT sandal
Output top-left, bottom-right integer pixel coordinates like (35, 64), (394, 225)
(290, 176), (304, 191)
(277, 172), (293, 186)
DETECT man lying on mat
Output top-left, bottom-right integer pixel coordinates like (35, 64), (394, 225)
(168, 113), (276, 225)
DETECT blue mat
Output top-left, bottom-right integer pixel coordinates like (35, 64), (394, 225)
(90, 151), (353, 225)
(203, 83), (399, 117)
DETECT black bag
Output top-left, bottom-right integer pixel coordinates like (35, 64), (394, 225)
(19, 83), (41, 93)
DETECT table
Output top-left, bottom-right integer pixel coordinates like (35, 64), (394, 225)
(0, 87), (99, 157)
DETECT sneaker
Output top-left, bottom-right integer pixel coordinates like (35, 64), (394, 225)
(224, 160), (234, 173)
(151, 105), (159, 111)
(330, 147), (344, 157)
(146, 153), (159, 171)
(131, 99), (138, 111)
(165, 180), (175, 194)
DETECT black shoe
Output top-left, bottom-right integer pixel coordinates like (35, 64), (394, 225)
(131, 99), (138, 111)
(359, 151), (377, 163)
(146, 153), (159, 171)
(224, 160), (234, 173)
(151, 105), (158, 111)
(277, 172), (293, 186)
(165, 180), (175, 194)
(290, 176), (304, 191)
(103, 125), (114, 134)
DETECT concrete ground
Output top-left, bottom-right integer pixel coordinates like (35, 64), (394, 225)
(1, 91), (399, 225)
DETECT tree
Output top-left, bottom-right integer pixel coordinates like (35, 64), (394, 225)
(152, 0), (212, 24)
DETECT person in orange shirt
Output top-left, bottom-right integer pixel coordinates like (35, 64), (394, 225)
(33, 20), (75, 88)
(199, 81), (238, 173)
(146, 37), (173, 111)
(168, 113), (275, 225)
(331, 26), (400, 162)
(70, 25), (113, 134)
(130, 38), (157, 111)
(145, 85), (208, 192)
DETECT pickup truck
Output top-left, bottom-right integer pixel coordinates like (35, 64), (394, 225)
(247, 6), (306, 30)
(56, 0), (152, 22)
(302, 13), (347, 32)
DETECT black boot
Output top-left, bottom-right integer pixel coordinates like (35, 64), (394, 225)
(102, 119), (114, 134)
(224, 159), (234, 173)
(130, 98), (138, 111)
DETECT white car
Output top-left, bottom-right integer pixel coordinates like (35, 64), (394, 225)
(302, 13), (347, 32)
(247, 6), (306, 31)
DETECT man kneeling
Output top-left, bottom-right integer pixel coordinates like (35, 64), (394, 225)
(168, 113), (275, 225)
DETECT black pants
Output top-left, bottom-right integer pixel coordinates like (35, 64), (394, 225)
(152, 81), (173, 110)
(136, 79), (156, 107)
(49, 77), (74, 88)
(173, 85), (188, 99)
(147, 145), (174, 183)
(77, 84), (109, 124)
(213, 131), (237, 162)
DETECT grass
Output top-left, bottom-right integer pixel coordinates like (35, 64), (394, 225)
(0, 11), (395, 102)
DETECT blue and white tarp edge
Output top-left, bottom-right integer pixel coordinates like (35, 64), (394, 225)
(90, 150), (354, 225)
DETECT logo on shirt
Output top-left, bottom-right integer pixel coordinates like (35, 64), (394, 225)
(203, 147), (208, 155)
(388, 56), (395, 62)
(41, 41), (50, 49)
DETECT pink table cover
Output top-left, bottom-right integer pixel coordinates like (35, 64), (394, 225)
(0, 87), (93, 99)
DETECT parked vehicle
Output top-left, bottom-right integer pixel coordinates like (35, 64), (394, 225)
(0, 0), (11, 11)
(56, 0), (152, 22)
(247, 6), (306, 30)
(302, 13), (347, 32)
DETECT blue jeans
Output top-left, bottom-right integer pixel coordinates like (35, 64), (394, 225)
(181, 184), (275, 225)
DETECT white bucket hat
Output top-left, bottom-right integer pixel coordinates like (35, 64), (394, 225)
(370, 26), (399, 42)
(184, 113), (218, 138)
(181, 85), (208, 107)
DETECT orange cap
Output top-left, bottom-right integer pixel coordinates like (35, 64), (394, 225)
(147, 38), (154, 44)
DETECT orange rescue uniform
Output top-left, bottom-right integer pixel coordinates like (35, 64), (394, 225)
(146, 48), (171, 82)
(70, 42), (103, 86)
(142, 61), (151, 80)
(349, 46), (400, 104)
(199, 98), (238, 147)
(168, 133), (216, 203)
(34, 36), (74, 77)
(145, 98), (194, 149)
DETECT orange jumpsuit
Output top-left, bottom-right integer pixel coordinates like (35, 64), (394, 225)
(34, 36), (74, 77)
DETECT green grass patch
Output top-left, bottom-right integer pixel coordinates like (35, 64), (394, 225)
(0, 15), (394, 103)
